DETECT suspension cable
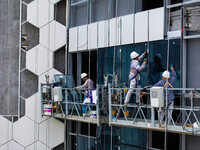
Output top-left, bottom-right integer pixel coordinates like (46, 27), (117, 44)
(164, 1), (171, 149)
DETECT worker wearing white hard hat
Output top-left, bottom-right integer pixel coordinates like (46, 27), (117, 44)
(124, 49), (148, 106)
(145, 64), (177, 126)
(74, 73), (94, 117)
(75, 73), (94, 89)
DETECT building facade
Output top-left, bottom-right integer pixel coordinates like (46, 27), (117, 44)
(1, 0), (200, 150)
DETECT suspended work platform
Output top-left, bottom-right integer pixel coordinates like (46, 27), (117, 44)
(108, 85), (200, 136)
(41, 84), (108, 126)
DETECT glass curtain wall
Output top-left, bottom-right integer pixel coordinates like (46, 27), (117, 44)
(98, 39), (180, 87)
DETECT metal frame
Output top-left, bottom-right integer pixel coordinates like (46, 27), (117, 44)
(108, 86), (200, 135)
(41, 84), (108, 126)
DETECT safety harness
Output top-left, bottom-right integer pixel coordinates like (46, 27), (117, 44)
(163, 81), (174, 106)
(129, 68), (140, 87)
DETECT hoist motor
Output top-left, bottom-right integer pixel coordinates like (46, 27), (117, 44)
(150, 87), (164, 109)
(54, 86), (63, 102)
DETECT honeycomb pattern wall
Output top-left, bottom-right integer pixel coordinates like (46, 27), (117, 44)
(0, 0), (66, 149)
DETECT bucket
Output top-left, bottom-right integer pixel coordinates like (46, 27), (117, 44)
(44, 104), (52, 115)
(90, 111), (97, 119)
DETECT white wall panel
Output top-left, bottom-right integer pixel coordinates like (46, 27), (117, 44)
(78, 25), (88, 51)
(0, 116), (12, 146)
(122, 14), (134, 45)
(40, 21), (66, 52)
(109, 18), (121, 46)
(13, 117), (38, 147)
(26, 45), (53, 76)
(88, 23), (97, 50)
(98, 20), (108, 48)
(135, 11), (148, 43)
(69, 27), (77, 52)
(27, 0), (54, 28)
(25, 93), (47, 124)
(0, 141), (24, 150)
(39, 118), (64, 148)
(149, 7), (164, 41)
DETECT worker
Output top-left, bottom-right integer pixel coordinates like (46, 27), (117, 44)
(124, 50), (148, 106)
(74, 73), (94, 116)
(145, 64), (177, 125)
(75, 73), (94, 89)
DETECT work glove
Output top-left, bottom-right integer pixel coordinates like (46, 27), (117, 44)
(170, 64), (174, 70)
(144, 49), (149, 54)
(144, 58), (148, 64)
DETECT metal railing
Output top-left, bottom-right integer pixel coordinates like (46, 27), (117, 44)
(41, 84), (108, 126)
(108, 84), (200, 135)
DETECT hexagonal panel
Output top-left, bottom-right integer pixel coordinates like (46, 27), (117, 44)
(25, 93), (47, 124)
(54, 47), (65, 74)
(27, 0), (54, 28)
(0, 140), (24, 150)
(39, 68), (62, 91)
(39, 118), (64, 148)
(40, 21), (66, 52)
(21, 69), (38, 99)
(22, 22), (39, 51)
(26, 45), (53, 76)
(0, 116), (12, 146)
(13, 117), (38, 147)
(54, 0), (66, 26)
(26, 141), (51, 150)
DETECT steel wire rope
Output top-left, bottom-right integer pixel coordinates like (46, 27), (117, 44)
(164, 1), (171, 149)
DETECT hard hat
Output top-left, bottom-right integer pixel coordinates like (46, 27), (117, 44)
(162, 70), (170, 79)
(81, 73), (87, 79)
(130, 51), (139, 59)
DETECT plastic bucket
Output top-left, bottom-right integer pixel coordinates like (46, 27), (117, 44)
(44, 104), (52, 115)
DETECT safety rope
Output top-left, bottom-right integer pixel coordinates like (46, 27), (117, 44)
(164, 1), (171, 149)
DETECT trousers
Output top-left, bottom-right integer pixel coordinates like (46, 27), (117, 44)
(158, 101), (174, 124)
(124, 79), (141, 103)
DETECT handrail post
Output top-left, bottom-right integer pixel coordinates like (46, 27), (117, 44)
(97, 84), (100, 126)
(108, 83), (112, 125)
(66, 89), (68, 115)
(151, 107), (155, 127)
(41, 83), (43, 116)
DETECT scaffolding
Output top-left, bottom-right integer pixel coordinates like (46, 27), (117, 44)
(108, 84), (200, 136)
(41, 84), (109, 126)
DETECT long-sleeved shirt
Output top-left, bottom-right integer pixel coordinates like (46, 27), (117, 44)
(129, 53), (146, 80)
(76, 79), (94, 89)
(147, 69), (177, 101)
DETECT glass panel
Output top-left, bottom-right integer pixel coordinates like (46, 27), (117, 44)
(91, 0), (109, 22)
(120, 127), (146, 147)
(71, 3), (88, 27)
(76, 136), (96, 150)
(149, 39), (180, 88)
(117, 0), (134, 17)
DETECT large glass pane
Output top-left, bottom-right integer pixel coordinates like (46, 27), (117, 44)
(91, 0), (109, 22)
(149, 39), (180, 87)
(120, 127), (146, 148)
(98, 47), (114, 84)
(117, 0), (134, 17)
(70, 3), (88, 27)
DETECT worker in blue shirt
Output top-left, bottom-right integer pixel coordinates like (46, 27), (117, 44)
(146, 65), (177, 125)
(124, 50), (148, 106)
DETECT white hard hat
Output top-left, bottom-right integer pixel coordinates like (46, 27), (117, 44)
(162, 70), (170, 79)
(81, 73), (87, 79)
(130, 51), (139, 59)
